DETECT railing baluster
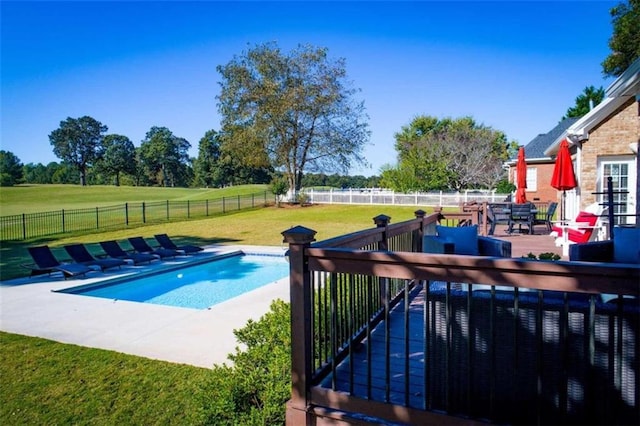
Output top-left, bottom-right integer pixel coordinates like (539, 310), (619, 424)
(560, 292), (569, 419)
(366, 275), (373, 400)
(467, 282), (474, 414)
(348, 274), (355, 396)
(489, 284), (496, 419)
(384, 277), (391, 403)
(536, 290), (544, 425)
(330, 272), (338, 390)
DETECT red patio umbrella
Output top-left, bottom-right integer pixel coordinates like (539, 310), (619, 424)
(514, 146), (527, 204)
(550, 139), (577, 221)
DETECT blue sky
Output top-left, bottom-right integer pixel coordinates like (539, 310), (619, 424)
(1, 1), (616, 176)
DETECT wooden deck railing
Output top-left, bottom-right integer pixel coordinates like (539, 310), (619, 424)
(282, 213), (639, 425)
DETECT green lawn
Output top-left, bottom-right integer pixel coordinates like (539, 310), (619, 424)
(0, 184), (269, 216)
(0, 332), (213, 425)
(0, 196), (432, 424)
(0, 203), (425, 281)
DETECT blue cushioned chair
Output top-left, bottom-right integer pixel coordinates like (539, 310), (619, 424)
(569, 225), (640, 264)
(424, 225), (512, 258)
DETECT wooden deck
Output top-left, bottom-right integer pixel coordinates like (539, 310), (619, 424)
(318, 279), (639, 425)
(489, 224), (565, 259)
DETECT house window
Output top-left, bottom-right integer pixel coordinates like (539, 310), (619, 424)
(598, 156), (636, 225)
(513, 167), (537, 191)
(526, 167), (537, 191)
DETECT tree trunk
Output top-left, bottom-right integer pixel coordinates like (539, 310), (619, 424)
(115, 172), (120, 187)
(162, 164), (168, 187)
(80, 169), (87, 186)
(287, 173), (296, 202)
(295, 170), (303, 192)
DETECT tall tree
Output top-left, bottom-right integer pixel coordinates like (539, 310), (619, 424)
(216, 42), (370, 195)
(49, 116), (107, 186)
(602, 0), (640, 77)
(384, 116), (515, 191)
(193, 130), (223, 187)
(138, 126), (191, 187)
(0, 150), (23, 186)
(22, 163), (50, 184)
(563, 86), (605, 119)
(97, 134), (137, 186)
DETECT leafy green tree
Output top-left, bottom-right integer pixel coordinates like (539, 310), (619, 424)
(602, 0), (640, 77)
(193, 130), (223, 187)
(379, 163), (424, 192)
(217, 42), (370, 195)
(270, 176), (289, 207)
(138, 127), (191, 187)
(0, 150), (23, 186)
(22, 163), (50, 184)
(385, 116), (514, 191)
(48, 116), (107, 186)
(563, 86), (605, 119)
(51, 162), (77, 184)
(97, 134), (137, 186)
(496, 179), (516, 194)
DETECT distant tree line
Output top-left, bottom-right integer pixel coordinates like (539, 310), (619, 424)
(0, 125), (380, 189)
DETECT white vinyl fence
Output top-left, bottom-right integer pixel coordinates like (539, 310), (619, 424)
(305, 188), (511, 208)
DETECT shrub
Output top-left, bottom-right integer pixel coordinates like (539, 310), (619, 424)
(270, 178), (289, 207)
(199, 300), (291, 425)
(523, 252), (561, 261)
(495, 179), (515, 194)
(296, 191), (310, 206)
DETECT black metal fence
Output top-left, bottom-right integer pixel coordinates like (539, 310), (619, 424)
(0, 191), (274, 241)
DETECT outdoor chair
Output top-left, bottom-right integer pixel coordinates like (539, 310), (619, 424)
(551, 211), (600, 243)
(99, 240), (159, 265)
(551, 204), (608, 256)
(64, 243), (127, 272)
(570, 225), (640, 264)
(507, 202), (534, 234)
(128, 237), (179, 259)
(486, 203), (510, 235)
(532, 201), (557, 233)
(23, 245), (93, 279)
(423, 224), (512, 257)
(154, 234), (204, 255)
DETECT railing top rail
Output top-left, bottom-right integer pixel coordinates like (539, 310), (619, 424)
(312, 227), (385, 249)
(311, 212), (441, 249)
(304, 248), (640, 297)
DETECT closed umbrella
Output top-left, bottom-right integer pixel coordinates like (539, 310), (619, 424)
(515, 146), (527, 204)
(550, 139), (577, 221)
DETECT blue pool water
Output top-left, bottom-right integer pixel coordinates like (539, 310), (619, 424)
(62, 254), (288, 310)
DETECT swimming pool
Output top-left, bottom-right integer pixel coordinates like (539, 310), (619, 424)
(57, 253), (289, 310)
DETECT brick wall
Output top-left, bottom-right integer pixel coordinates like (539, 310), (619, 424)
(579, 98), (640, 208)
(509, 162), (559, 203)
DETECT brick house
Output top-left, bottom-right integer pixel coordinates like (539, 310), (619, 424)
(544, 57), (639, 224)
(507, 117), (578, 203)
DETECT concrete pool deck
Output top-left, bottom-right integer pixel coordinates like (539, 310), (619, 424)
(0, 245), (289, 369)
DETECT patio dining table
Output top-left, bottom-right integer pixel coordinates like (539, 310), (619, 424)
(503, 204), (538, 234)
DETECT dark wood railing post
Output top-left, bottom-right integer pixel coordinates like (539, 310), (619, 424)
(414, 209), (426, 252)
(282, 225), (317, 426)
(373, 214), (391, 251)
(482, 201), (489, 236)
